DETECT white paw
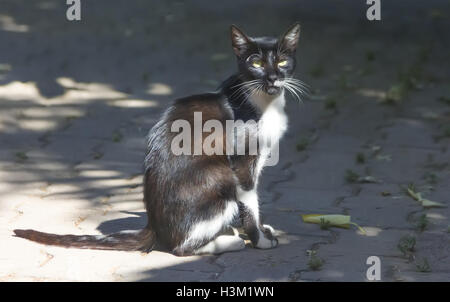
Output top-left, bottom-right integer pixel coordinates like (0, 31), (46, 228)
(196, 235), (246, 255)
(255, 228), (278, 249)
(231, 237), (246, 251)
(262, 224), (276, 236)
(256, 237), (277, 249)
(216, 235), (245, 253)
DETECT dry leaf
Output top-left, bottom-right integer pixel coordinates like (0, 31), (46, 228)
(406, 186), (446, 208)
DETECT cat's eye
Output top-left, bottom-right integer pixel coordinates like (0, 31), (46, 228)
(278, 60), (288, 67)
(252, 60), (262, 68)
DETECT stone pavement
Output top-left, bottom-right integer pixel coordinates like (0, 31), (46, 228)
(0, 0), (449, 281)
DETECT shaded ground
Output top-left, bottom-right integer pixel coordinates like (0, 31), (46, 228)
(0, 0), (449, 281)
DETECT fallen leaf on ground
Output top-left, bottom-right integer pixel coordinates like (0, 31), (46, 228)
(301, 214), (366, 234)
(358, 175), (380, 183)
(406, 186), (447, 208)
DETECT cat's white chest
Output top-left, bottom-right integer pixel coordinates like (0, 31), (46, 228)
(250, 92), (288, 180)
(257, 93), (288, 146)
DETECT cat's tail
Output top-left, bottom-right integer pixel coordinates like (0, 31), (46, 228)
(13, 227), (155, 252)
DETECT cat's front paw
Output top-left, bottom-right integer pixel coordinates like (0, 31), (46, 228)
(262, 224), (276, 236)
(255, 225), (278, 249)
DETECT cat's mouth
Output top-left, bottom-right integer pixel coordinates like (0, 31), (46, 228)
(266, 86), (280, 95)
(265, 80), (283, 95)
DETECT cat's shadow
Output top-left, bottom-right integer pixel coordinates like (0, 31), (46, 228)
(96, 211), (147, 234)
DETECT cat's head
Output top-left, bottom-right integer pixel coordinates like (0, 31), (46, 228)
(231, 23), (301, 96)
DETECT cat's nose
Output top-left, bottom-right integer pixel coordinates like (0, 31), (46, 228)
(267, 74), (277, 84)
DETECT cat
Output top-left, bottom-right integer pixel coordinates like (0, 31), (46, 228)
(14, 23), (304, 256)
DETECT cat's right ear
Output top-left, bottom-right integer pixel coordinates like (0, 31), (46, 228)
(230, 25), (251, 57)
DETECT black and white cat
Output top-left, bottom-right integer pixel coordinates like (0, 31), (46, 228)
(14, 23), (304, 256)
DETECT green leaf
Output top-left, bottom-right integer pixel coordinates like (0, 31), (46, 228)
(301, 214), (366, 234)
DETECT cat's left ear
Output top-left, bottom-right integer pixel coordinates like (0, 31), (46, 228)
(280, 22), (301, 52)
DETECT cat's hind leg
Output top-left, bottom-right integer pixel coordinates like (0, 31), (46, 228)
(194, 235), (245, 255)
(172, 201), (241, 256)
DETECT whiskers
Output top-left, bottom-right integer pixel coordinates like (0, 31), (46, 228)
(229, 77), (309, 105)
(279, 77), (310, 103)
(230, 79), (264, 100)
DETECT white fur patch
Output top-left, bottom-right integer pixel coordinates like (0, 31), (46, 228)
(195, 235), (245, 255)
(262, 224), (275, 235)
(181, 201), (239, 249)
(257, 91), (288, 148)
(255, 229), (274, 249)
(236, 186), (260, 224)
(236, 188), (277, 249)
(256, 225), (278, 249)
(273, 80), (283, 87)
(252, 91), (288, 179)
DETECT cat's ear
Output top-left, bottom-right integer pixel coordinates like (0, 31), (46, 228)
(280, 22), (301, 52)
(230, 25), (251, 57)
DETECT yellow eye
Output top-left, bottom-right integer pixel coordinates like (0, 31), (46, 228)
(278, 60), (288, 67)
(252, 60), (262, 68)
